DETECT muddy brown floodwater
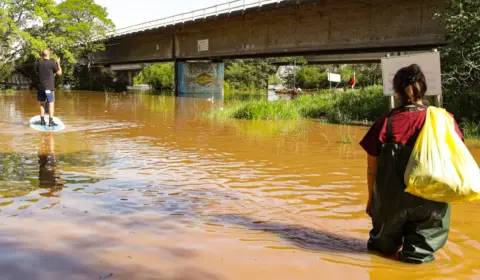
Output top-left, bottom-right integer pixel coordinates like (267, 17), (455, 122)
(0, 91), (480, 280)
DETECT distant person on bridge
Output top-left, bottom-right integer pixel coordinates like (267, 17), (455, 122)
(359, 64), (463, 264)
(36, 49), (62, 126)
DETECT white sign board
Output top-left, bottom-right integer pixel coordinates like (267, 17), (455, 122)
(197, 39), (209, 52)
(381, 52), (442, 96)
(327, 73), (341, 83)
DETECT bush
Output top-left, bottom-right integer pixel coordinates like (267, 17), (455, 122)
(134, 63), (174, 90)
(210, 86), (387, 123)
(211, 99), (301, 121)
(224, 59), (275, 91)
(283, 64), (382, 90)
(438, 0), (480, 124)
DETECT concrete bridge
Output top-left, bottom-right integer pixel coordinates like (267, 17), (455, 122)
(94, 0), (447, 95)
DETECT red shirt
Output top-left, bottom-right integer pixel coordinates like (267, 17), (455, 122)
(360, 109), (464, 157)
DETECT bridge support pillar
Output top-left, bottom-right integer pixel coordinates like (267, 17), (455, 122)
(175, 60), (224, 96)
(127, 71), (134, 86)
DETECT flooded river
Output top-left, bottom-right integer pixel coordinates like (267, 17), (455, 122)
(1, 91), (480, 280)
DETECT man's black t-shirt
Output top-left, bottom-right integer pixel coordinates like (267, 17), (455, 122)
(36, 60), (59, 91)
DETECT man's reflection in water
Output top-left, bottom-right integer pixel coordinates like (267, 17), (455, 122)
(38, 133), (63, 197)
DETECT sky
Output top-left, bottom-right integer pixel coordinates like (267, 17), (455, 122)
(95, 0), (224, 29)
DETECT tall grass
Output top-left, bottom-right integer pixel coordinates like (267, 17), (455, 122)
(211, 98), (302, 120)
(209, 85), (388, 124)
(3, 89), (17, 95)
(460, 122), (480, 140)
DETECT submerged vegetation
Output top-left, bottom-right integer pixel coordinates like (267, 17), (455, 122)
(210, 86), (387, 124)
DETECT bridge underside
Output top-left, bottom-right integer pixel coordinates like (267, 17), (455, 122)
(95, 0), (446, 65)
(93, 0), (446, 94)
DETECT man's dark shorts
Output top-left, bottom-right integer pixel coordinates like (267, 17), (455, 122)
(37, 90), (55, 103)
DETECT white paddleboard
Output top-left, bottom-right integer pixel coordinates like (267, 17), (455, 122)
(29, 115), (66, 132)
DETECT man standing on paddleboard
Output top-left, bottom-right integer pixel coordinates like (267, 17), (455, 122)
(37, 49), (62, 126)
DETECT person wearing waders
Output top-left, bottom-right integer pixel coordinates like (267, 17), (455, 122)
(359, 64), (464, 264)
(36, 49), (62, 126)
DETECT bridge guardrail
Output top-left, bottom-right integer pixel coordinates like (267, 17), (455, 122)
(100, 0), (286, 39)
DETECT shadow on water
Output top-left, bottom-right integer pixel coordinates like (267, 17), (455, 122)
(214, 215), (367, 254)
(0, 227), (222, 280)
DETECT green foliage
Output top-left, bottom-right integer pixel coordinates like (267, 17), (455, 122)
(211, 99), (301, 121)
(224, 81), (231, 93)
(285, 66), (328, 89)
(460, 122), (480, 140)
(224, 59), (272, 91)
(210, 86), (387, 123)
(224, 58), (302, 91)
(268, 74), (282, 86)
(283, 64), (382, 89)
(438, 0), (480, 123)
(328, 85), (388, 122)
(0, 0), (114, 87)
(134, 63), (175, 90)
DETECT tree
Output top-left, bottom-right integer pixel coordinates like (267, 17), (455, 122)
(1, 0), (114, 88)
(0, 0), (55, 80)
(224, 58), (295, 91)
(437, 0), (480, 123)
(224, 59), (274, 91)
(55, 0), (114, 64)
(282, 64), (381, 90)
(283, 66), (327, 89)
(134, 63), (175, 90)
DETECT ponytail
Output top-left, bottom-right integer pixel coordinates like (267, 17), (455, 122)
(393, 64), (427, 105)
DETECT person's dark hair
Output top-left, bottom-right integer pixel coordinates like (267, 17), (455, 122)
(393, 64), (427, 105)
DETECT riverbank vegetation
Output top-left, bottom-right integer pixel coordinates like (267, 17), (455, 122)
(211, 86), (480, 139)
(438, 0), (480, 128)
(210, 86), (387, 123)
(134, 58), (301, 92)
(282, 64), (382, 90)
(0, 0), (114, 89)
(210, 0), (480, 137)
(134, 63), (175, 90)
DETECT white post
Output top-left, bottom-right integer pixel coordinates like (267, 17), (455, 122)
(432, 48), (442, 108)
(293, 60), (296, 88)
(435, 95), (443, 108)
(353, 66), (356, 90)
(389, 95), (395, 110)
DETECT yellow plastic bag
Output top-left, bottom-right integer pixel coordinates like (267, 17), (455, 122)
(404, 107), (480, 203)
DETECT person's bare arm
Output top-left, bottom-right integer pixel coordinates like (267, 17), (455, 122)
(55, 58), (63, 76)
(366, 155), (378, 216)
